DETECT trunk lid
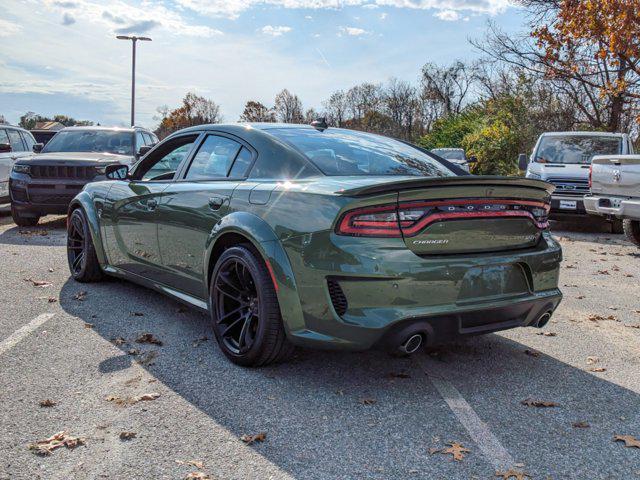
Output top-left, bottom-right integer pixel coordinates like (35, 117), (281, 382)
(336, 176), (552, 255)
(591, 155), (640, 198)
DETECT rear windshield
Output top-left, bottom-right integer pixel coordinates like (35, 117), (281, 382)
(535, 135), (622, 164)
(43, 130), (134, 155)
(267, 128), (455, 177)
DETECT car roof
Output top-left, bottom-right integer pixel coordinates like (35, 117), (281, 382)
(58, 125), (152, 133)
(540, 131), (627, 137)
(1, 124), (30, 132)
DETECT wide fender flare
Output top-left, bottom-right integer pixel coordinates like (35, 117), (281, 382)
(68, 192), (108, 266)
(205, 212), (306, 333)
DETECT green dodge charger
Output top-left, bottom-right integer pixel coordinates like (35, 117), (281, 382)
(66, 122), (562, 366)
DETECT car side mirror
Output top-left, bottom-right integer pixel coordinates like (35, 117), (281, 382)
(138, 145), (152, 157)
(518, 153), (528, 171)
(105, 164), (129, 180)
(0, 143), (12, 153)
(467, 155), (477, 164)
(33, 143), (44, 153)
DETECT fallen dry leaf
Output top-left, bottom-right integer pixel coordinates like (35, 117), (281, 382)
(589, 367), (607, 372)
(521, 398), (559, 408)
(596, 270), (610, 275)
(74, 291), (87, 301)
(136, 333), (163, 346)
(84, 323), (94, 329)
(536, 331), (557, 337)
(105, 392), (160, 407)
(24, 278), (52, 288)
(588, 314), (618, 322)
(576, 295), (586, 299)
(586, 356), (600, 365)
(625, 324), (640, 329)
(28, 431), (84, 456)
(614, 435), (640, 448)
(112, 337), (127, 346)
(39, 399), (56, 408)
(185, 473), (210, 480)
(127, 348), (140, 356)
(136, 350), (158, 366)
(47, 297), (57, 303)
(572, 421), (590, 428)
(119, 431), (136, 441)
(524, 349), (540, 357)
(19, 229), (49, 237)
(361, 398), (377, 405)
(240, 432), (266, 444)
(430, 442), (470, 461)
(495, 469), (532, 480)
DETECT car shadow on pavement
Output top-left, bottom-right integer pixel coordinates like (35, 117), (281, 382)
(57, 276), (640, 479)
(0, 216), (66, 246)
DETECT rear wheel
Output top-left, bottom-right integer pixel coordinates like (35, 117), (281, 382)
(623, 219), (640, 247)
(11, 206), (40, 227)
(210, 245), (293, 367)
(67, 208), (104, 282)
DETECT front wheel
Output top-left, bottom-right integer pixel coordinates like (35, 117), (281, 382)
(210, 245), (293, 367)
(67, 208), (104, 282)
(623, 219), (640, 247)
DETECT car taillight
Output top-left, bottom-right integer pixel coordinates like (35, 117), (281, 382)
(336, 199), (550, 237)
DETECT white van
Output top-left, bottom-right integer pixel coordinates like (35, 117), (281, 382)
(519, 131), (634, 215)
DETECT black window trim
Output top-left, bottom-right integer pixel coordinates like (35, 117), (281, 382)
(175, 131), (258, 183)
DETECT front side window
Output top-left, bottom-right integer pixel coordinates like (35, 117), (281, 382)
(7, 129), (26, 152)
(535, 135), (622, 164)
(141, 141), (194, 180)
(432, 149), (465, 161)
(185, 135), (242, 180)
(0, 129), (9, 146)
(20, 131), (36, 151)
(42, 130), (135, 155)
(135, 131), (146, 151)
(267, 128), (455, 177)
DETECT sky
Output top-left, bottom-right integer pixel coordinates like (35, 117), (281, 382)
(0, 0), (527, 130)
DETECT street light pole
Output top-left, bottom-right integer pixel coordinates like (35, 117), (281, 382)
(116, 35), (152, 126)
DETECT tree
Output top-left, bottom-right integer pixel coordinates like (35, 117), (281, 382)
(239, 100), (275, 122)
(155, 92), (223, 138)
(323, 90), (347, 127)
(462, 120), (520, 175)
(0, 115), (7, 125)
(421, 61), (475, 117)
(274, 89), (304, 123)
(18, 112), (93, 129)
(383, 78), (418, 139)
(476, 0), (640, 132)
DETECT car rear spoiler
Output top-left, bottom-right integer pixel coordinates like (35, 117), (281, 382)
(337, 176), (555, 197)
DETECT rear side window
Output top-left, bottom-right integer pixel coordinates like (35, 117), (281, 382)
(7, 129), (26, 151)
(228, 147), (253, 178)
(185, 135), (242, 180)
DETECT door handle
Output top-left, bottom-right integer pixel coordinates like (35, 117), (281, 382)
(208, 196), (225, 210)
(147, 199), (158, 211)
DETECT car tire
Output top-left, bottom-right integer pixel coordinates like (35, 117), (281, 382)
(610, 219), (624, 234)
(210, 245), (294, 367)
(67, 208), (104, 282)
(11, 206), (40, 227)
(623, 219), (640, 247)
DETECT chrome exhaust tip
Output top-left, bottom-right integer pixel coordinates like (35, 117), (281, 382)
(399, 333), (423, 354)
(535, 312), (552, 328)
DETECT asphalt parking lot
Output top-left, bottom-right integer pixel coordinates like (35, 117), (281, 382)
(0, 210), (639, 480)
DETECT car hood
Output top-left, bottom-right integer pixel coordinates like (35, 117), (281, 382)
(528, 162), (591, 180)
(17, 152), (134, 165)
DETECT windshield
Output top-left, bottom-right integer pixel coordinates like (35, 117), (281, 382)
(268, 128), (455, 177)
(43, 130), (134, 155)
(534, 135), (622, 164)
(431, 149), (465, 161)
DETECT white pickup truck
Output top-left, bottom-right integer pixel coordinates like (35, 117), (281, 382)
(519, 132), (634, 220)
(584, 155), (640, 246)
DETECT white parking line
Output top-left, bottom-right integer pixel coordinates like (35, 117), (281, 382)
(0, 313), (55, 356)
(416, 356), (515, 471)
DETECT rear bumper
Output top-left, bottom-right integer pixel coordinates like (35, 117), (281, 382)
(584, 195), (640, 220)
(280, 231), (563, 350)
(550, 194), (586, 215)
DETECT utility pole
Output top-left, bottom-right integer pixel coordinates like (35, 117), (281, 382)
(116, 35), (152, 126)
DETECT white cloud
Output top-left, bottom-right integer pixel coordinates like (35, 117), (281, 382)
(434, 9), (460, 21)
(379, 12), (387, 19)
(261, 25), (292, 36)
(0, 19), (22, 37)
(340, 26), (369, 36)
(175, 0), (510, 19)
(43, 0), (222, 37)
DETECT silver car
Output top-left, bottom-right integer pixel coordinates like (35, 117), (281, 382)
(0, 125), (37, 203)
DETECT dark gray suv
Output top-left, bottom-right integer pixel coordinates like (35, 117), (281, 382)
(9, 126), (157, 226)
